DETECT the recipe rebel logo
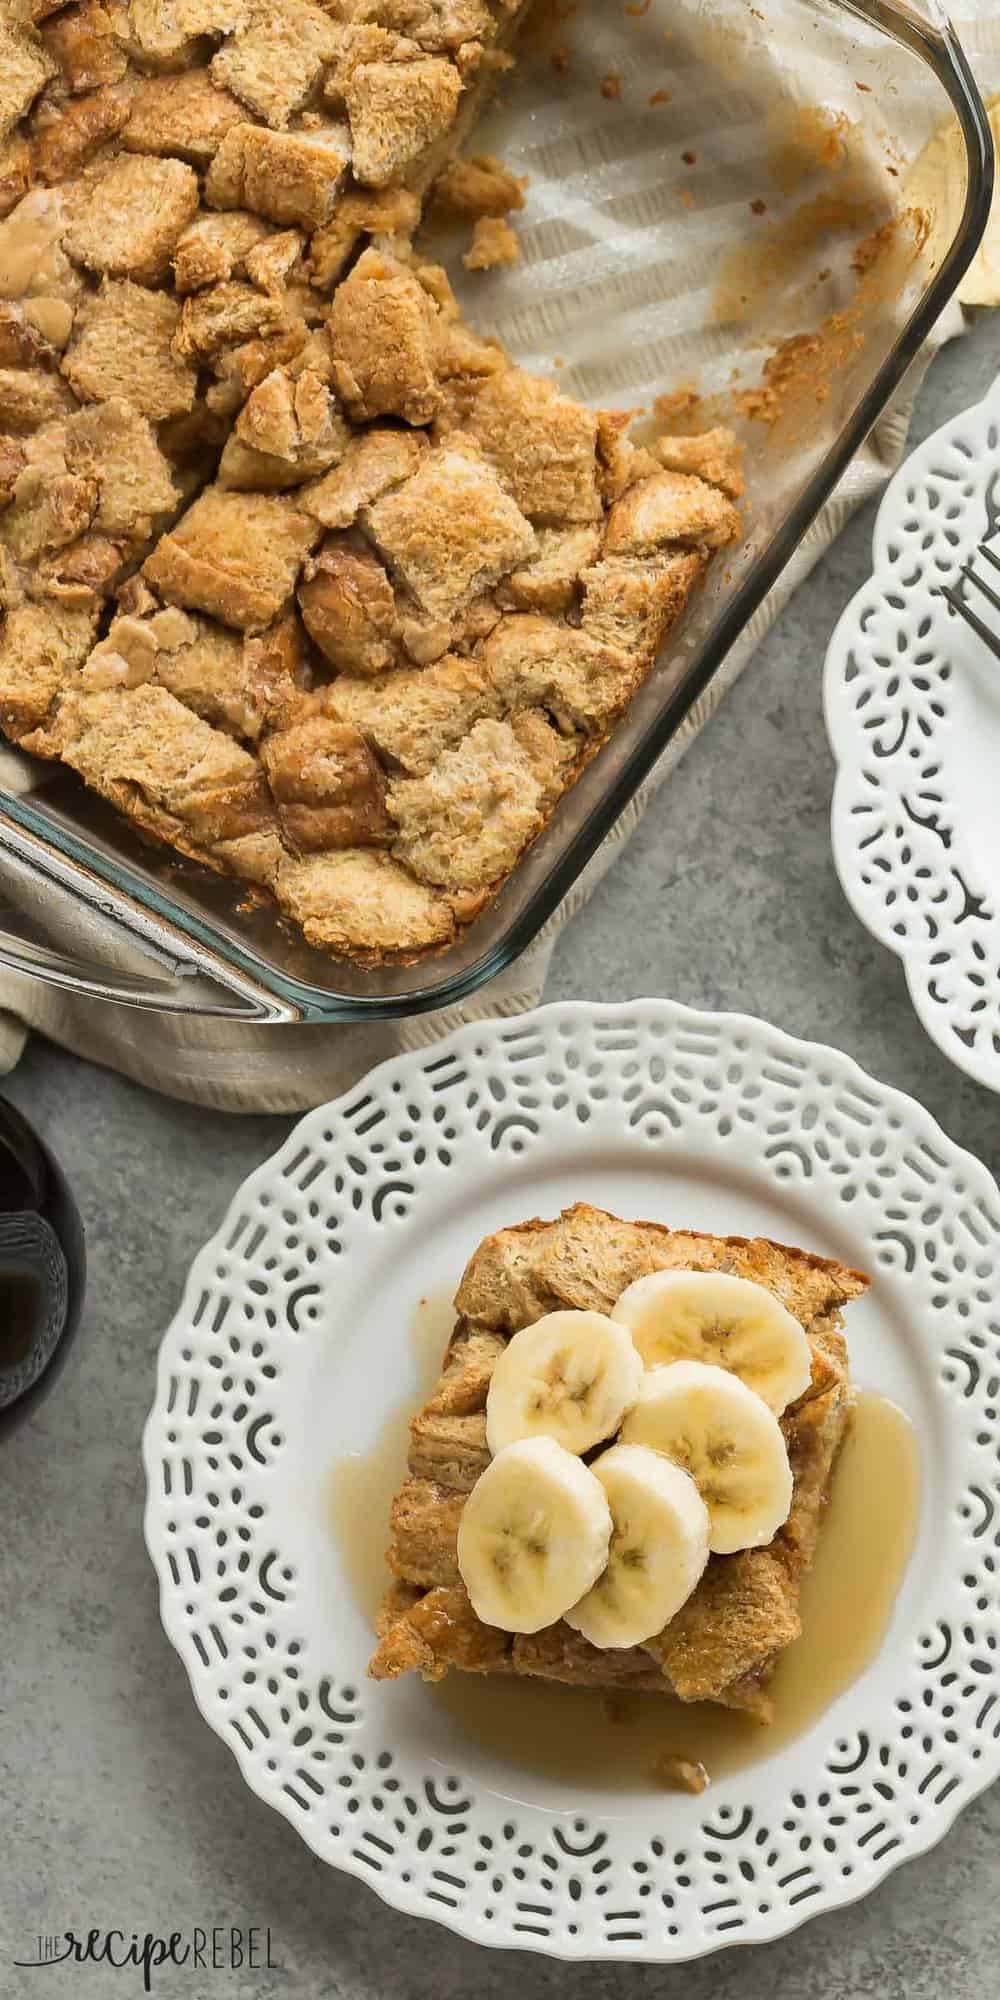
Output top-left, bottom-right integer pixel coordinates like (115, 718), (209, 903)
(12, 1927), (280, 1991)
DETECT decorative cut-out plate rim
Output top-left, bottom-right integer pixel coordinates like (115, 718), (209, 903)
(825, 371), (1000, 1093)
(143, 997), (1000, 1962)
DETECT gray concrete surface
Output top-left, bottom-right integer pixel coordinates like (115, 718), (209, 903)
(3, 316), (1000, 1999)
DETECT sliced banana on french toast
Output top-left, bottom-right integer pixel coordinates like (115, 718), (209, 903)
(456, 1435), (613, 1633)
(620, 1358), (793, 1554)
(564, 1443), (710, 1649)
(613, 1268), (811, 1414)
(485, 1308), (644, 1457)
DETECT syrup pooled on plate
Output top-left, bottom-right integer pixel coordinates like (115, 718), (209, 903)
(331, 1323), (920, 1790)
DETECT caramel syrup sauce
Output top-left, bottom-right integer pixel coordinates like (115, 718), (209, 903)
(330, 1299), (920, 1790)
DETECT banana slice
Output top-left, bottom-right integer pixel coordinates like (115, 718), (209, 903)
(457, 1436), (613, 1633)
(564, 1443), (710, 1649)
(620, 1359), (793, 1554)
(613, 1269), (811, 1414)
(485, 1309), (644, 1457)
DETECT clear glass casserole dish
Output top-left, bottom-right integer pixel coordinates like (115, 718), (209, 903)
(0, 0), (993, 1022)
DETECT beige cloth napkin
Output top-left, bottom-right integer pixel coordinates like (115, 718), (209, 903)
(0, 341), (952, 1113)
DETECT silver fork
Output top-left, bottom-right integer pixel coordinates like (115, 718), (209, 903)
(938, 542), (1000, 659)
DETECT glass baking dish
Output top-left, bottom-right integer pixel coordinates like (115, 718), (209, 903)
(0, 0), (993, 1023)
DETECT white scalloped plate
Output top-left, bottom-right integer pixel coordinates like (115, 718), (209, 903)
(825, 373), (1000, 1091)
(143, 1000), (1000, 1962)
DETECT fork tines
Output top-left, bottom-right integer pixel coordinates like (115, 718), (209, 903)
(939, 542), (1000, 661)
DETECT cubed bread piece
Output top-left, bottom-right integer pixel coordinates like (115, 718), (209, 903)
(362, 0), (495, 52)
(61, 279), (198, 421)
(652, 425), (745, 500)
(48, 680), (275, 850)
(308, 183), (421, 289)
(509, 707), (577, 811)
(261, 707), (392, 852)
(297, 536), (397, 674)
(39, 1), (129, 92)
(388, 716), (543, 891)
(171, 209), (274, 293)
(204, 323), (309, 415)
(604, 468), (740, 554)
(122, 69), (248, 168)
(172, 278), (291, 365)
(0, 18), (56, 143)
(324, 652), (500, 772)
(595, 408), (660, 504)
(0, 570), (98, 740)
(206, 120), (351, 231)
(0, 135), (34, 219)
(218, 365), (349, 488)
(453, 1216), (562, 1331)
(142, 485), (320, 630)
(299, 426), (427, 530)
(0, 366), (77, 433)
(62, 397), (180, 543)
(326, 248), (439, 425)
(63, 154), (199, 283)
(345, 56), (462, 188)
(462, 214), (519, 270)
(446, 366), (602, 525)
(211, 0), (341, 128)
(1, 461), (96, 565)
(86, 604), (306, 741)
(32, 84), (132, 183)
(497, 524), (601, 614)
(275, 847), (454, 956)
(478, 613), (638, 736)
(579, 550), (703, 657)
(124, 0), (250, 69)
(432, 150), (526, 216)
(364, 442), (535, 619)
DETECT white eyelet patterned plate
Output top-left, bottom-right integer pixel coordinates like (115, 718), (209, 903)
(825, 373), (1000, 1092)
(143, 999), (1000, 1963)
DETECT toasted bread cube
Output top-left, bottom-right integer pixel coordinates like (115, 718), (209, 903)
(125, 0), (251, 70)
(463, 214), (519, 270)
(122, 69), (247, 168)
(0, 366), (77, 433)
(206, 120), (351, 231)
(388, 717), (542, 891)
(39, 1), (129, 92)
(362, 0), (494, 50)
(0, 19), (56, 142)
(604, 468), (740, 554)
(479, 613), (639, 736)
(497, 524), (601, 614)
(651, 425), (745, 500)
(509, 707), (577, 811)
(1, 461), (96, 565)
(275, 847), (454, 955)
(62, 279), (198, 422)
(0, 569), (97, 740)
(143, 485), (320, 630)
(308, 182), (420, 289)
(203, 323), (309, 414)
(50, 680), (274, 848)
(365, 443), (534, 619)
(63, 154), (199, 283)
(218, 365), (349, 486)
(345, 56), (461, 188)
(62, 398), (180, 544)
(33, 84), (132, 183)
(326, 248), (439, 425)
(0, 135), (33, 219)
(211, 0), (341, 128)
(172, 279), (289, 364)
(595, 408), (660, 504)
(171, 208), (273, 292)
(324, 652), (500, 774)
(297, 536), (397, 675)
(300, 426), (426, 531)
(447, 367), (602, 526)
(579, 550), (703, 657)
(88, 603), (306, 741)
(261, 706), (392, 852)
(432, 149), (525, 216)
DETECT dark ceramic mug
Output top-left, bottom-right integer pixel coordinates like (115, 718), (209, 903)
(0, 1100), (86, 1437)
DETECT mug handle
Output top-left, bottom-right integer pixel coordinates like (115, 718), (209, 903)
(0, 1211), (69, 1413)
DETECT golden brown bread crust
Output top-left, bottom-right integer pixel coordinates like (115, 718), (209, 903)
(369, 1204), (867, 1715)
